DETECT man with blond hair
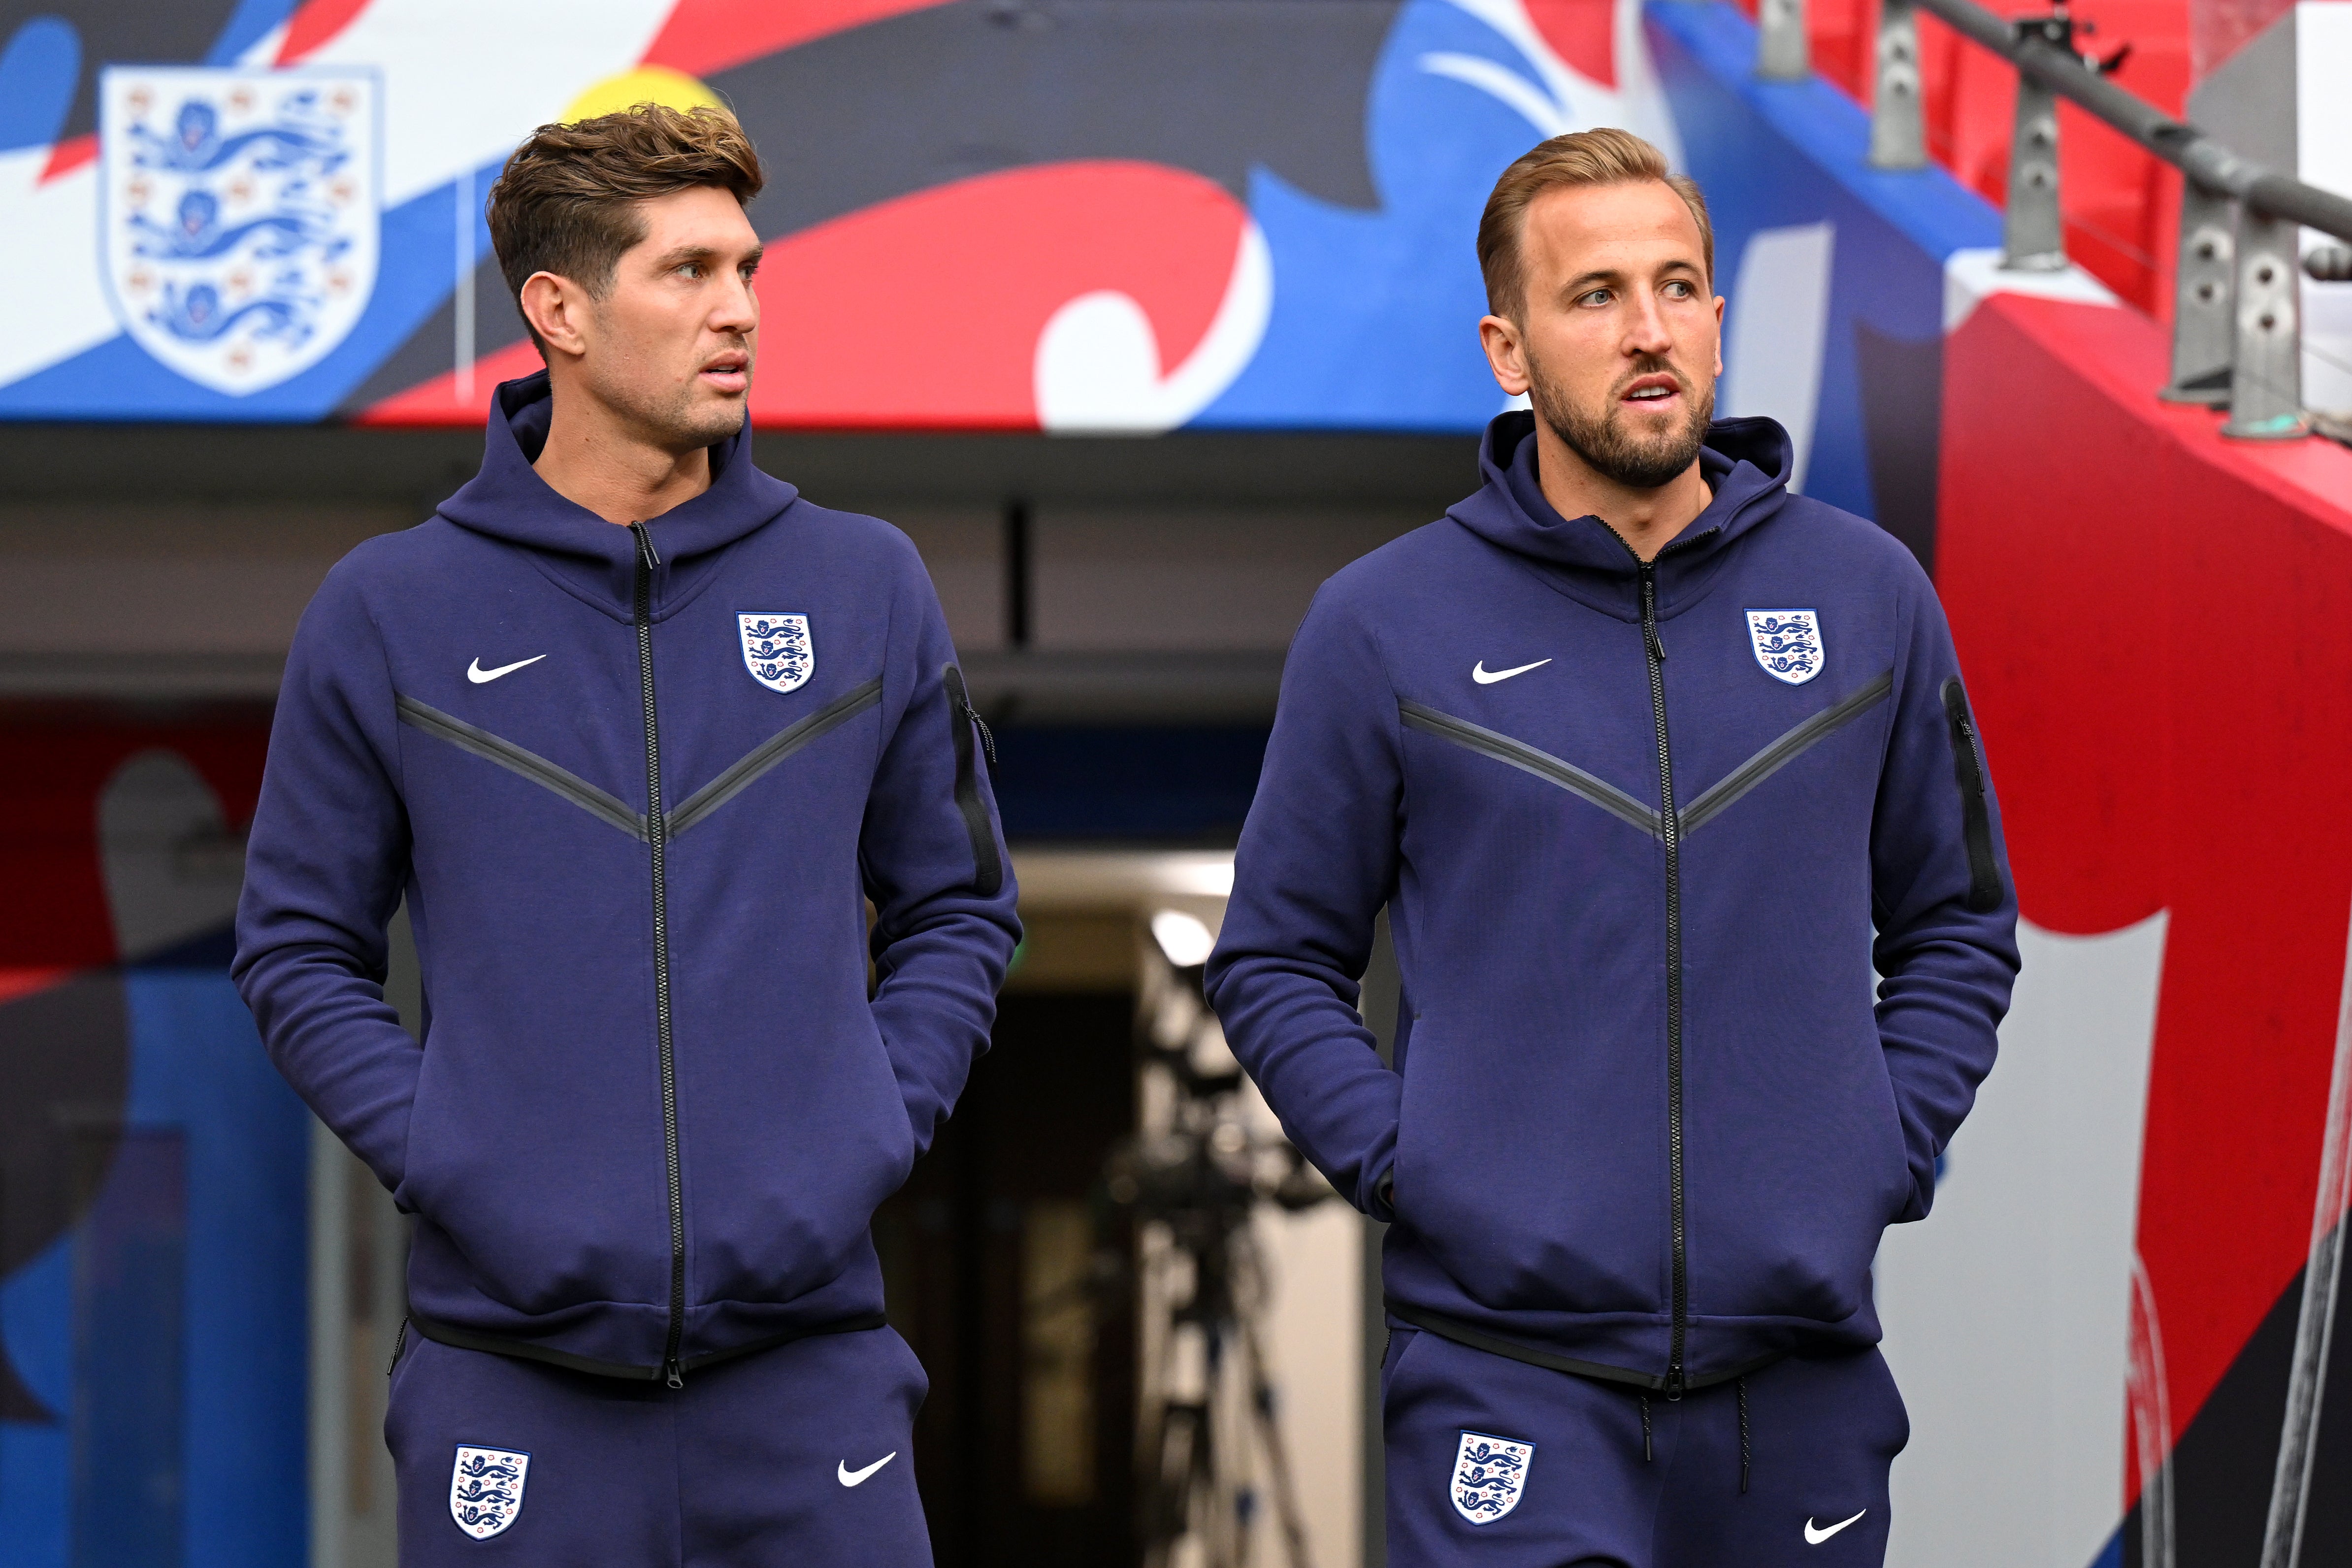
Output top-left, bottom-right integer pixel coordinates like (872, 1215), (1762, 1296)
(236, 104), (1018, 1565)
(1208, 128), (2018, 1564)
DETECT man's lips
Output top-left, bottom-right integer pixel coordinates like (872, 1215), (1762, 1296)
(1620, 372), (1683, 406)
(699, 354), (750, 392)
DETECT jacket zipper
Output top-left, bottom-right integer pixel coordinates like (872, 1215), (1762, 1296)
(630, 523), (688, 1390)
(940, 664), (1004, 897)
(1940, 679), (2004, 914)
(1637, 560), (1690, 1399)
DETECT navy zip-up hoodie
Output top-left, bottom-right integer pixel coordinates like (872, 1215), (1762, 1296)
(1207, 412), (2018, 1392)
(234, 373), (1020, 1380)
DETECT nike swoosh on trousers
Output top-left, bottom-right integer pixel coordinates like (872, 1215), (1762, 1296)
(1804, 1508), (1867, 1544)
(837, 1453), (897, 1487)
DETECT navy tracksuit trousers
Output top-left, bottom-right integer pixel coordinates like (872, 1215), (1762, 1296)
(1382, 1328), (1908, 1568)
(386, 1324), (933, 1567)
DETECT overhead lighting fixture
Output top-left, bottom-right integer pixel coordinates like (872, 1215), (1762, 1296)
(1149, 909), (1216, 969)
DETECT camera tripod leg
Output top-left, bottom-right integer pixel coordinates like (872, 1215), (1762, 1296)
(1239, 1312), (1316, 1568)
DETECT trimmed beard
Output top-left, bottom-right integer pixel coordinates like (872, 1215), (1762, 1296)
(1528, 352), (1714, 492)
(582, 314), (753, 454)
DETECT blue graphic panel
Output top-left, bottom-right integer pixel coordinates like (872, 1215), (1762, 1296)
(0, 958), (310, 1568)
(1198, 0), (1552, 431)
(0, 163), (494, 422)
(1644, 0), (1999, 547)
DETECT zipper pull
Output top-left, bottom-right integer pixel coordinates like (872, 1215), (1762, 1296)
(629, 522), (660, 571)
(664, 1358), (685, 1391)
(1639, 568), (1666, 662)
(962, 698), (997, 772)
(1664, 1365), (1686, 1402)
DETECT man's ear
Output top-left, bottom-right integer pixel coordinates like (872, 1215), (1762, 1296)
(519, 271), (590, 361)
(1480, 313), (1532, 397)
(1712, 293), (1726, 378)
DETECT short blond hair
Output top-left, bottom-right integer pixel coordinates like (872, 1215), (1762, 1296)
(1477, 128), (1714, 320)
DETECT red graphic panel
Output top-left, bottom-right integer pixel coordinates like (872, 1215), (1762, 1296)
(1527, 0), (1620, 86)
(276, 0), (374, 65)
(1935, 289), (2352, 1463)
(362, 160), (1249, 430)
(641, 0), (955, 76)
(0, 718), (269, 969)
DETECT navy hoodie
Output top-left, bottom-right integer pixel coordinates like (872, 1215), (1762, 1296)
(234, 373), (1020, 1381)
(1206, 412), (2018, 1393)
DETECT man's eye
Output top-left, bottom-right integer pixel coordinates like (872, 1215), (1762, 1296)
(1578, 289), (1612, 307)
(1663, 280), (1693, 298)
(679, 262), (703, 279)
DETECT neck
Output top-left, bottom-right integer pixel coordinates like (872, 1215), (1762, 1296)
(531, 379), (716, 527)
(1530, 416), (1713, 563)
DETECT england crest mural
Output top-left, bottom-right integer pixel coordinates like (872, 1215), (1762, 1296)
(99, 66), (378, 395)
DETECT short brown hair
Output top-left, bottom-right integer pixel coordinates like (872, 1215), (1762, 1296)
(1477, 128), (1713, 320)
(486, 103), (765, 350)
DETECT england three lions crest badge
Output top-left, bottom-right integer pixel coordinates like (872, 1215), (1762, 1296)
(739, 614), (814, 694)
(449, 1444), (529, 1539)
(1746, 609), (1825, 685)
(1451, 1430), (1534, 1524)
(100, 66), (380, 395)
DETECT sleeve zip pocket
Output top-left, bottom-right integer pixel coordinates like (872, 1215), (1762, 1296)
(1939, 678), (2004, 915)
(941, 664), (1003, 898)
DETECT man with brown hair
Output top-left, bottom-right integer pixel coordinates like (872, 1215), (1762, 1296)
(235, 103), (1018, 1565)
(1208, 128), (2017, 1564)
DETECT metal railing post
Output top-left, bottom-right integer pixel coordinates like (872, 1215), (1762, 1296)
(1757, 0), (1810, 80)
(2221, 206), (2309, 438)
(1870, 0), (1928, 169)
(2160, 182), (2235, 404)
(2002, 65), (2066, 269)
(1907, 0), (2352, 428)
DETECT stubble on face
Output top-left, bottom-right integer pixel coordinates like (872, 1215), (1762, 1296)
(582, 308), (752, 455)
(1525, 343), (1715, 492)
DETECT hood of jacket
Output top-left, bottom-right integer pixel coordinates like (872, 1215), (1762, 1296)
(435, 371), (801, 619)
(1446, 410), (1797, 622)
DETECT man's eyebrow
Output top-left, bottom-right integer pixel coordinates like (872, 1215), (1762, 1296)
(650, 243), (765, 269)
(1559, 257), (1704, 293)
(1560, 267), (1624, 294)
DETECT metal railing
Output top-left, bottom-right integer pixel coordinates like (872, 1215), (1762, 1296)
(1754, 0), (2352, 440)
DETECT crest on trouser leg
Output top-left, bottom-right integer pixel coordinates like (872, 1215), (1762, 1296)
(1451, 1430), (1534, 1524)
(449, 1445), (529, 1539)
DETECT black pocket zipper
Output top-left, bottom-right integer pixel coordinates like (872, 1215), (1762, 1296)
(941, 665), (1002, 897)
(1940, 678), (2004, 914)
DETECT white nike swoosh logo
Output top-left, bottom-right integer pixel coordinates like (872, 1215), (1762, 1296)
(1804, 1509), (1867, 1544)
(466, 654), (547, 684)
(837, 1453), (897, 1487)
(1472, 657), (1552, 685)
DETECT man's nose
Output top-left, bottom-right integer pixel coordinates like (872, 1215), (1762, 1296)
(712, 271), (760, 335)
(1622, 287), (1673, 356)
